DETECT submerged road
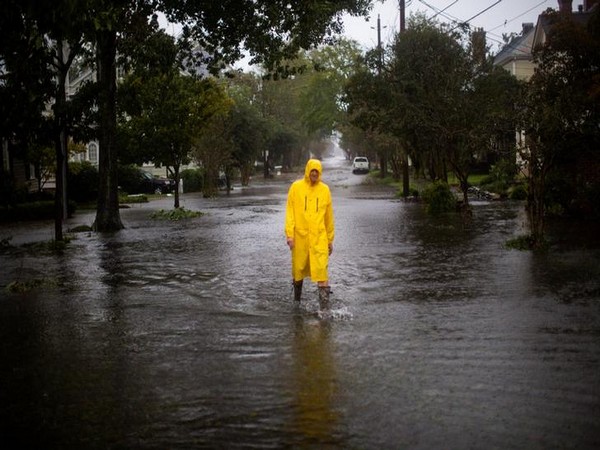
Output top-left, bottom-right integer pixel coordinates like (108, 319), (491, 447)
(1, 155), (599, 449)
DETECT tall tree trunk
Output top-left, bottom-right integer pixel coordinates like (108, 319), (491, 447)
(402, 152), (410, 197)
(94, 28), (123, 232)
(173, 165), (180, 209)
(527, 165), (546, 248)
(240, 163), (251, 186)
(379, 152), (387, 178)
(53, 39), (68, 242)
(0, 146), (6, 209)
(524, 141), (549, 249)
(54, 119), (64, 242)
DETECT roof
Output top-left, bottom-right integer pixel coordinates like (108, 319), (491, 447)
(493, 25), (535, 66)
(532, 6), (598, 49)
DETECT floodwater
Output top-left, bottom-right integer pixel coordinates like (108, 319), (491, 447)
(1, 156), (599, 449)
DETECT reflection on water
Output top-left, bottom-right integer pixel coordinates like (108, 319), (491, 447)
(1, 161), (599, 448)
(290, 315), (341, 447)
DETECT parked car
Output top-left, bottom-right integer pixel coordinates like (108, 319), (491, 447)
(140, 171), (175, 194)
(118, 166), (176, 195)
(352, 156), (370, 174)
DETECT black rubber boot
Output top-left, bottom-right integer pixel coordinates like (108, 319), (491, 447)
(293, 280), (303, 302)
(318, 286), (330, 310)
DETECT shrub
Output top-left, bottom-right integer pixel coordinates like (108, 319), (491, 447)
(508, 183), (527, 200)
(180, 168), (204, 193)
(397, 185), (420, 199)
(479, 159), (517, 195)
(117, 164), (145, 195)
(422, 181), (456, 214)
(68, 161), (99, 203)
(0, 200), (77, 222)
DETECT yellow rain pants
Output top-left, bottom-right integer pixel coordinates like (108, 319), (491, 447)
(285, 159), (335, 283)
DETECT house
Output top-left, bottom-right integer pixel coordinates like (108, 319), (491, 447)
(495, 0), (599, 79)
(494, 0), (599, 170)
(1, 141), (36, 199)
(67, 65), (100, 167)
(493, 22), (536, 81)
(533, 0), (599, 49)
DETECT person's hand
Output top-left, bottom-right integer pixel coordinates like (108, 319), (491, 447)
(328, 243), (333, 255)
(287, 237), (294, 249)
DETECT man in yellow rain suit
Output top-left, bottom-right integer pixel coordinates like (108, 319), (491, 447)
(285, 159), (335, 308)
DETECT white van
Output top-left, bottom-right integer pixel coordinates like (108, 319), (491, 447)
(352, 156), (370, 174)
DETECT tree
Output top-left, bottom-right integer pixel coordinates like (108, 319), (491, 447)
(121, 73), (231, 206)
(47, 7), (87, 239)
(518, 8), (600, 246)
(226, 89), (268, 186)
(118, 28), (232, 208)
(191, 114), (233, 197)
(3, 1), (374, 231)
(349, 15), (518, 209)
(387, 16), (471, 184)
(92, 1), (151, 232)
(260, 66), (311, 169)
(343, 43), (398, 179)
(218, 73), (270, 186)
(300, 39), (363, 139)
(162, 0), (372, 74)
(93, 0), (373, 229)
(344, 50), (397, 174)
(0, 0), (91, 240)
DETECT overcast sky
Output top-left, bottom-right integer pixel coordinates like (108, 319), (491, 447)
(342, 0), (559, 52)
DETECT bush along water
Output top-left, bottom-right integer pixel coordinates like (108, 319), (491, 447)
(422, 181), (456, 214)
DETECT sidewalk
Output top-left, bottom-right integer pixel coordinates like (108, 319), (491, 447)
(0, 174), (293, 247)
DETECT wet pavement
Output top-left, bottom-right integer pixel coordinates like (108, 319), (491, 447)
(1, 155), (599, 449)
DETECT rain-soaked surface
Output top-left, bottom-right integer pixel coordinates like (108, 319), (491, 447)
(1, 155), (600, 449)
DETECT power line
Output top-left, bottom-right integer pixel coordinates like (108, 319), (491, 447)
(393, 0), (548, 55)
(418, 0), (462, 24)
(416, 0), (550, 50)
(419, 0), (543, 35)
(450, 0), (503, 31)
(488, 0), (549, 32)
(431, 0), (459, 19)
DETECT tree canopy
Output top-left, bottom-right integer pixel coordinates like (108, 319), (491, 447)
(345, 14), (520, 206)
(517, 8), (600, 245)
(1, 0), (376, 232)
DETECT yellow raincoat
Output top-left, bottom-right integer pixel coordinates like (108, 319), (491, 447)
(285, 159), (335, 283)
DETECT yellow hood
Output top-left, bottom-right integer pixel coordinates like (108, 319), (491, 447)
(304, 159), (322, 182)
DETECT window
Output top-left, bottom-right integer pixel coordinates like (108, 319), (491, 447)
(88, 142), (98, 165)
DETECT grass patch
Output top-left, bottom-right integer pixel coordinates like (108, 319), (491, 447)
(150, 207), (203, 221)
(396, 185), (420, 199)
(20, 237), (72, 254)
(68, 225), (93, 233)
(505, 234), (548, 251)
(447, 173), (488, 186)
(120, 194), (149, 204)
(6, 278), (58, 293)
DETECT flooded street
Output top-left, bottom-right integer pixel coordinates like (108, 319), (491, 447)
(1, 156), (600, 449)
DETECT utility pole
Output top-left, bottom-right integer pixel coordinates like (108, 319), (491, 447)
(399, 0), (410, 198)
(400, 0), (405, 32)
(377, 14), (382, 74)
(374, 14), (387, 178)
